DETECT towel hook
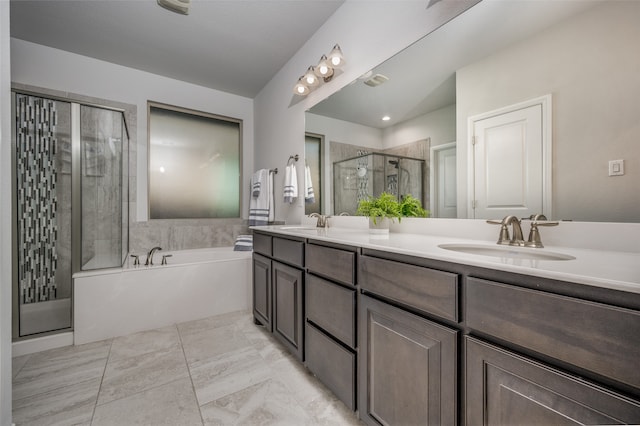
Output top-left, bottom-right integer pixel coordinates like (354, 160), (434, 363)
(287, 154), (299, 164)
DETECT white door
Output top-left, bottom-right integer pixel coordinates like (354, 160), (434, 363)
(470, 98), (549, 219)
(431, 142), (457, 218)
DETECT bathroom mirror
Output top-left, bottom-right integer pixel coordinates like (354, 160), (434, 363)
(306, 0), (639, 223)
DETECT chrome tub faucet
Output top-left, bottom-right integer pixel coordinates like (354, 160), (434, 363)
(145, 246), (163, 266)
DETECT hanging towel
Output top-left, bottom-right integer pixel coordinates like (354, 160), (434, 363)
(284, 164), (298, 204)
(249, 169), (272, 225)
(233, 234), (253, 251)
(251, 170), (262, 198)
(304, 165), (315, 204)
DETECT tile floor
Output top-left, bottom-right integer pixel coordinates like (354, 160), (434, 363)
(12, 311), (362, 426)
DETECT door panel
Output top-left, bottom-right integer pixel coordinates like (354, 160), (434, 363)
(472, 103), (543, 219)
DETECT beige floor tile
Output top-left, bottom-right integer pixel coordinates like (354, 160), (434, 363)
(91, 377), (203, 426)
(177, 310), (250, 338)
(190, 346), (272, 406)
(199, 377), (312, 426)
(12, 377), (100, 426)
(12, 354), (31, 379)
(97, 346), (190, 405)
(109, 324), (181, 362)
(180, 323), (253, 366)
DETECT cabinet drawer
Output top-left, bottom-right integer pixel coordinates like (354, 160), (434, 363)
(273, 237), (304, 267)
(359, 255), (458, 322)
(253, 233), (272, 256)
(306, 323), (356, 411)
(306, 244), (355, 286)
(466, 278), (640, 391)
(306, 274), (356, 348)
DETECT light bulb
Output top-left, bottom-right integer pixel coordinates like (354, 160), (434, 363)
(327, 44), (345, 69)
(303, 66), (319, 87)
(314, 55), (334, 79)
(293, 77), (310, 96)
(382, 116), (391, 121)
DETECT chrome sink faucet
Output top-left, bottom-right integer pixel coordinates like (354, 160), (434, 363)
(488, 215), (558, 248)
(145, 246), (163, 266)
(309, 213), (330, 228)
(487, 215), (525, 246)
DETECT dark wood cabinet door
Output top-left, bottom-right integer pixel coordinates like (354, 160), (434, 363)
(358, 294), (457, 426)
(252, 254), (271, 330)
(272, 261), (304, 360)
(465, 337), (640, 425)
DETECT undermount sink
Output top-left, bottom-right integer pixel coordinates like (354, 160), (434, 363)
(438, 243), (575, 261)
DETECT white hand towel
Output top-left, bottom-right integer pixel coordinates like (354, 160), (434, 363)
(251, 170), (261, 198)
(304, 165), (315, 204)
(284, 164), (298, 203)
(249, 169), (271, 225)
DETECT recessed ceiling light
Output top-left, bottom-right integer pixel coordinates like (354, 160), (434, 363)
(364, 74), (389, 87)
(382, 116), (391, 121)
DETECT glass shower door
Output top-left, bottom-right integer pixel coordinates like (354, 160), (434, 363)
(80, 105), (128, 270)
(14, 94), (73, 336)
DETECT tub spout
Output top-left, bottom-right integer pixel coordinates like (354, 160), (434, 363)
(145, 246), (163, 266)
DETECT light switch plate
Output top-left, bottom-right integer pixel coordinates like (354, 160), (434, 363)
(608, 159), (624, 176)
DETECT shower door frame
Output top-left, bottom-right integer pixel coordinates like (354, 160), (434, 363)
(11, 88), (130, 340)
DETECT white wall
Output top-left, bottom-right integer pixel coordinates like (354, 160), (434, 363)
(0, 1), (12, 423)
(382, 104), (456, 150)
(456, 1), (640, 222)
(11, 39), (254, 223)
(254, 0), (479, 224)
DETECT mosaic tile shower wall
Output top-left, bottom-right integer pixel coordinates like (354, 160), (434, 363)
(15, 94), (60, 304)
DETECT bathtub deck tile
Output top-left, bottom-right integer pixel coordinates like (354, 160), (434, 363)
(97, 346), (190, 405)
(108, 324), (181, 362)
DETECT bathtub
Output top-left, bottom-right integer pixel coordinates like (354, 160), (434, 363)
(73, 247), (252, 345)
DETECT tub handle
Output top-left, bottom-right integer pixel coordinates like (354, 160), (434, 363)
(161, 254), (173, 265)
(130, 254), (140, 266)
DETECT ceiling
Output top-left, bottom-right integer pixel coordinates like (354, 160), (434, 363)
(10, 0), (345, 98)
(308, 0), (600, 129)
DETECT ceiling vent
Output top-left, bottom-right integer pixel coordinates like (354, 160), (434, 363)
(363, 74), (389, 87)
(157, 0), (190, 15)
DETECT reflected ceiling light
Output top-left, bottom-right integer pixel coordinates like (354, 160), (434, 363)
(157, 0), (190, 15)
(382, 116), (391, 121)
(364, 74), (389, 87)
(293, 44), (345, 96)
(159, 166), (166, 173)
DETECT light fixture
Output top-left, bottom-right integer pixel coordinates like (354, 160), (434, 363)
(327, 44), (345, 68)
(293, 76), (311, 96)
(314, 55), (334, 80)
(157, 0), (190, 15)
(303, 66), (319, 87)
(293, 44), (345, 96)
(382, 116), (391, 121)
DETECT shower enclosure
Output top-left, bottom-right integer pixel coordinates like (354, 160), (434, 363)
(12, 91), (129, 338)
(333, 153), (425, 215)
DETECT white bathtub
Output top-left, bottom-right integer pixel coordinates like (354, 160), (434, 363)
(73, 247), (252, 345)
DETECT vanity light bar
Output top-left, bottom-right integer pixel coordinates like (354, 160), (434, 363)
(293, 44), (345, 96)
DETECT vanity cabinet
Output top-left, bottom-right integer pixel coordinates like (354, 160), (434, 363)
(358, 293), (457, 425)
(466, 337), (640, 424)
(304, 242), (358, 411)
(358, 253), (459, 425)
(272, 260), (304, 360)
(252, 231), (305, 361)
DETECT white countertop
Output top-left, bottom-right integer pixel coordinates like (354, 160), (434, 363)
(253, 224), (640, 295)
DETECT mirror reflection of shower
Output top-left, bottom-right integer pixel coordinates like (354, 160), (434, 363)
(333, 152), (425, 215)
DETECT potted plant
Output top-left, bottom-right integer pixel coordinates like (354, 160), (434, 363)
(357, 192), (428, 234)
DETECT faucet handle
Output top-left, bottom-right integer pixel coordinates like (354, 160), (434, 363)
(486, 219), (510, 245)
(161, 254), (173, 265)
(525, 221), (559, 248)
(130, 254), (140, 266)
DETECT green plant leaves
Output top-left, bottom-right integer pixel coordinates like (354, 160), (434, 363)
(356, 192), (429, 224)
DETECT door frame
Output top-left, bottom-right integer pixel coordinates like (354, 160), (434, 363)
(430, 142), (457, 218)
(466, 94), (552, 219)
